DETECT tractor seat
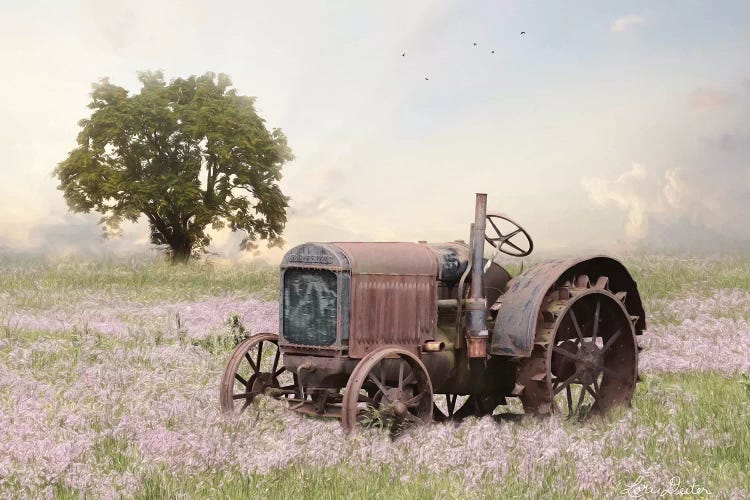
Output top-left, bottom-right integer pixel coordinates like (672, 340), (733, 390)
(484, 261), (512, 308)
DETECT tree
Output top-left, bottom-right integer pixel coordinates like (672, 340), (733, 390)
(55, 71), (294, 263)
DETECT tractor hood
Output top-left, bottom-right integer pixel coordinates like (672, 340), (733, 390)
(281, 241), (469, 281)
(334, 242), (437, 276)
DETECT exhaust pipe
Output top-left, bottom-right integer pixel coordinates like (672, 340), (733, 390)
(423, 340), (446, 352)
(466, 193), (488, 358)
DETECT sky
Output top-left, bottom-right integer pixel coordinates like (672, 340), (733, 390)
(1, 1), (750, 262)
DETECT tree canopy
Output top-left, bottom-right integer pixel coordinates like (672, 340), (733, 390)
(55, 71), (294, 262)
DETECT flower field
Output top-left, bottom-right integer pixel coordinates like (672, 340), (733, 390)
(0, 254), (748, 498)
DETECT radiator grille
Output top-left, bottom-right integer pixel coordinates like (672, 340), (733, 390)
(282, 269), (338, 346)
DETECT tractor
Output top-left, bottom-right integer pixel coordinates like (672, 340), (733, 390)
(220, 193), (644, 432)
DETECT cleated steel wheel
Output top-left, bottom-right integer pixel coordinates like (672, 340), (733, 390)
(220, 333), (297, 415)
(342, 346), (433, 435)
(517, 275), (638, 419)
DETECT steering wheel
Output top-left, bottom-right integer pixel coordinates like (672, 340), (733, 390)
(484, 211), (534, 257)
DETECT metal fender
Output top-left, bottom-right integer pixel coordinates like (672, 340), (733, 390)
(490, 255), (645, 357)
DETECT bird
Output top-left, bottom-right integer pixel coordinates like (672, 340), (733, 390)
(473, 42), (477, 46)
(402, 52), (405, 57)
(520, 31), (526, 35)
(491, 50), (495, 53)
(425, 77), (429, 80)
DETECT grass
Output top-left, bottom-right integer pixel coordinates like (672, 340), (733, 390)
(621, 373), (749, 494)
(0, 253), (278, 308)
(34, 371), (745, 499)
(4, 251), (750, 310)
(90, 436), (137, 474)
(4, 322), (742, 500)
(623, 254), (750, 300)
(134, 466), (471, 500)
(1, 252), (749, 498)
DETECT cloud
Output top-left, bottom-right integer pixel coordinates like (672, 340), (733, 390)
(581, 164), (650, 240)
(611, 15), (644, 33)
(286, 195), (396, 242)
(689, 87), (735, 110)
(3, 213), (152, 258)
(581, 163), (721, 242)
(714, 131), (750, 152)
(79, 0), (137, 51)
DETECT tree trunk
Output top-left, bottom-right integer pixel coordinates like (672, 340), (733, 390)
(170, 235), (193, 264)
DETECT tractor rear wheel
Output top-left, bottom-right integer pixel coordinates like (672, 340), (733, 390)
(342, 347), (433, 435)
(516, 276), (639, 419)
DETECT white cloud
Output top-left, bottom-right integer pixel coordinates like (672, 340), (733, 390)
(581, 164), (650, 239)
(611, 15), (644, 33)
(688, 87), (735, 110)
(581, 164), (721, 241)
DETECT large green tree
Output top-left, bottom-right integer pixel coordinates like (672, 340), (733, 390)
(55, 71), (293, 263)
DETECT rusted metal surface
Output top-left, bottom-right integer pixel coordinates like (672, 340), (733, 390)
(347, 274), (436, 358)
(334, 242), (438, 359)
(333, 242), (437, 279)
(466, 194), (489, 358)
(280, 242), (351, 271)
(341, 346), (433, 435)
(491, 256), (645, 357)
(219, 333), (298, 415)
(423, 341), (445, 352)
(282, 353), (359, 389)
(334, 242), (438, 276)
(425, 242), (470, 282)
(484, 261), (512, 308)
(469, 194), (487, 302)
(484, 211), (534, 257)
(515, 287), (638, 417)
(466, 335), (488, 358)
(223, 193), (646, 428)
(291, 402), (343, 418)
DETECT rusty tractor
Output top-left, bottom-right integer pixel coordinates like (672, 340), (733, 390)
(220, 193), (644, 433)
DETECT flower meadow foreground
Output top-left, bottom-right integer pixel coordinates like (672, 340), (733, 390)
(0, 262), (748, 498)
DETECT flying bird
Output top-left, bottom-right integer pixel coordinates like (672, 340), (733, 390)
(425, 77), (429, 80)
(520, 31), (526, 35)
(473, 42), (477, 46)
(491, 50), (495, 53)
(402, 52), (405, 57)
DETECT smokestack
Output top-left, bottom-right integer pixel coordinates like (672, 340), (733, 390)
(466, 193), (488, 358)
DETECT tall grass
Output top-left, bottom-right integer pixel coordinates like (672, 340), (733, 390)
(1, 252), (749, 498)
(0, 253), (278, 308)
(623, 254), (750, 300)
(5, 253), (750, 310)
(32, 372), (746, 499)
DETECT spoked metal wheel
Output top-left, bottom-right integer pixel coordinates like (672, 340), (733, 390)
(342, 347), (433, 435)
(220, 333), (297, 415)
(517, 277), (638, 419)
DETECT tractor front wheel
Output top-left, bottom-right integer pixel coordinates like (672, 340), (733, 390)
(219, 333), (298, 415)
(342, 346), (433, 435)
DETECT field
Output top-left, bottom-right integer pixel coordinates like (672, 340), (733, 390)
(0, 254), (748, 499)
